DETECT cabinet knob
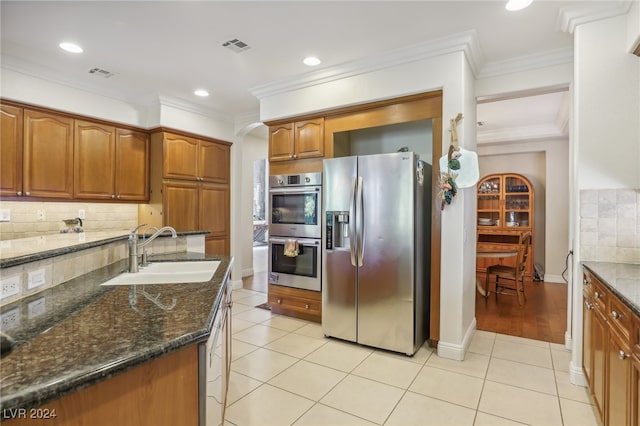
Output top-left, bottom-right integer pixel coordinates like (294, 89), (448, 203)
(16, 191), (22, 196)
(594, 291), (601, 299)
(277, 298), (282, 304)
(611, 310), (622, 320)
(289, 155), (294, 159)
(117, 195), (121, 199)
(584, 301), (593, 310)
(619, 350), (630, 360)
(304, 304), (309, 309)
(583, 278), (591, 286)
(293, 154), (297, 159)
(226, 301), (233, 308)
(25, 191), (30, 196)
(111, 194), (116, 199)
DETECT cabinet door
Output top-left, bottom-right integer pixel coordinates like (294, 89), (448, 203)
(163, 181), (198, 231)
(163, 134), (198, 180)
(0, 105), (23, 197)
(632, 355), (640, 426)
(205, 236), (230, 256)
(592, 308), (607, 421)
(115, 129), (149, 201)
(23, 110), (74, 198)
(583, 292), (594, 386)
(200, 184), (229, 238)
(294, 118), (324, 159)
(608, 329), (632, 426)
(269, 123), (294, 162)
(199, 141), (230, 183)
(74, 120), (116, 199)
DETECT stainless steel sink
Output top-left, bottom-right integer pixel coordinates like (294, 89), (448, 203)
(101, 261), (220, 286)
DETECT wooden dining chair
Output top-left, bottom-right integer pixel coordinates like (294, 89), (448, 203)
(485, 231), (532, 305)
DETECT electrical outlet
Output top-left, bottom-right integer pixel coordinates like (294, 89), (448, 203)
(27, 268), (46, 290)
(0, 275), (20, 299)
(1, 307), (20, 331)
(37, 209), (45, 221)
(0, 208), (10, 222)
(78, 209), (86, 220)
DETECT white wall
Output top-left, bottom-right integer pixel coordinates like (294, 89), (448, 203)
(259, 50), (477, 360)
(240, 131), (269, 276)
(478, 139), (570, 282)
(570, 13), (640, 386)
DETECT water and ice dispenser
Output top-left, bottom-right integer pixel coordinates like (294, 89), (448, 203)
(326, 211), (350, 249)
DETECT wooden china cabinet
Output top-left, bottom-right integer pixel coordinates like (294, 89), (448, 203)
(476, 173), (535, 278)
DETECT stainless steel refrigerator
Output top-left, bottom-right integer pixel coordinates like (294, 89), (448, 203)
(322, 152), (431, 355)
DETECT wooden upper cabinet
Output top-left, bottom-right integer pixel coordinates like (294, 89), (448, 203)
(23, 109), (74, 199)
(115, 129), (149, 201)
(269, 118), (324, 162)
(294, 119), (324, 159)
(0, 104), (23, 197)
(74, 120), (116, 200)
(199, 140), (230, 183)
(163, 133), (199, 180)
(200, 184), (229, 237)
(269, 123), (295, 162)
(163, 181), (199, 232)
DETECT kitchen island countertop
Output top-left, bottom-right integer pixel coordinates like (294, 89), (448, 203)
(0, 252), (232, 412)
(582, 261), (640, 317)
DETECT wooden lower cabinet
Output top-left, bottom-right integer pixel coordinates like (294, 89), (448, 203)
(583, 267), (638, 426)
(6, 345), (200, 426)
(268, 284), (321, 323)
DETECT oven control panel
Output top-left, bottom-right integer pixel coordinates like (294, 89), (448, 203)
(269, 172), (322, 187)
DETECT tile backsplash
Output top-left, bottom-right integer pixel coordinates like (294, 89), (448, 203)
(0, 201), (138, 240)
(580, 188), (640, 263)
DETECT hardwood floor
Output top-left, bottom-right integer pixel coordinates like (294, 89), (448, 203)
(475, 275), (568, 344)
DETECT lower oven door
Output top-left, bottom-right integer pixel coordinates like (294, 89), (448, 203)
(268, 237), (321, 292)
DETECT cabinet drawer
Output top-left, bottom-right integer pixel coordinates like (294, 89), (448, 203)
(268, 284), (321, 323)
(583, 272), (594, 298)
(591, 278), (608, 313)
(609, 294), (632, 342)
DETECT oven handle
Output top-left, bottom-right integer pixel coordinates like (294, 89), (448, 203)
(269, 186), (321, 194)
(269, 237), (320, 246)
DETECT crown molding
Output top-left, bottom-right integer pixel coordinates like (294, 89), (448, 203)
(157, 95), (234, 123)
(477, 48), (574, 80)
(557, 0), (633, 34)
(250, 30), (484, 100)
(478, 123), (568, 144)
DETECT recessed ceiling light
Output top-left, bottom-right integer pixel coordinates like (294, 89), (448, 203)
(303, 56), (321, 67)
(59, 42), (83, 53)
(505, 0), (532, 11)
(194, 89), (209, 97)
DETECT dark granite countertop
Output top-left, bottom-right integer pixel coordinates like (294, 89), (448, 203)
(0, 252), (232, 411)
(582, 262), (640, 317)
(0, 230), (210, 269)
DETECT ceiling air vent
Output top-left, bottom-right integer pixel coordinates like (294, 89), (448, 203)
(88, 67), (117, 78)
(221, 38), (251, 53)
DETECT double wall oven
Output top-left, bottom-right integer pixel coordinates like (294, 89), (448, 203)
(268, 172), (322, 292)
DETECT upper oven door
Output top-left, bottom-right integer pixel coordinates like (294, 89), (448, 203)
(269, 186), (322, 238)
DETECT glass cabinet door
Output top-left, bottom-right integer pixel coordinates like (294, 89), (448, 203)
(505, 175), (530, 228)
(477, 176), (501, 227)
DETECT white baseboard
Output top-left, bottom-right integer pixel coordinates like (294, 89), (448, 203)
(544, 274), (566, 284)
(437, 318), (476, 361)
(242, 267), (254, 278)
(569, 360), (588, 387)
(565, 330), (572, 350)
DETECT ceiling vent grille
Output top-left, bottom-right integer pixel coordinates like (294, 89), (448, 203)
(221, 38), (251, 53)
(88, 67), (117, 78)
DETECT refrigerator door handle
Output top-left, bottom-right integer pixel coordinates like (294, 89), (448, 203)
(349, 176), (358, 266)
(356, 176), (364, 266)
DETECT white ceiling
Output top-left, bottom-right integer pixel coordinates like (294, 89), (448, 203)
(0, 1), (629, 140)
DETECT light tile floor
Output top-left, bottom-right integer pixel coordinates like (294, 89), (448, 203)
(223, 288), (598, 426)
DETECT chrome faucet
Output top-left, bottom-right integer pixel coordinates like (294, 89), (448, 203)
(128, 224), (177, 273)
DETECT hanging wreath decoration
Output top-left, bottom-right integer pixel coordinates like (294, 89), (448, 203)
(439, 113), (463, 210)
